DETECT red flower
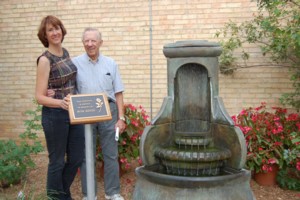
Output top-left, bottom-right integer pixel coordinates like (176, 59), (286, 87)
(120, 157), (127, 163)
(232, 102), (300, 173)
(287, 113), (299, 121)
(130, 134), (138, 142)
(138, 157), (143, 165)
(143, 114), (149, 121)
(262, 164), (268, 172)
(255, 106), (263, 111)
(243, 126), (252, 134)
(131, 119), (139, 127)
(268, 158), (277, 164)
(96, 104), (150, 172)
(125, 162), (131, 169)
(138, 130), (143, 136)
(273, 142), (282, 146)
(232, 115), (237, 123)
(128, 104), (136, 111)
(239, 109), (247, 116)
(296, 122), (300, 131)
(297, 162), (300, 171)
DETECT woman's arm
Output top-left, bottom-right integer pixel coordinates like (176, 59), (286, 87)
(35, 56), (68, 109)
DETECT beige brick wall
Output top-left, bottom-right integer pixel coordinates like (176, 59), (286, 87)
(0, 0), (294, 141)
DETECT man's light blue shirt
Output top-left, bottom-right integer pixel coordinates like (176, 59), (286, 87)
(72, 53), (124, 101)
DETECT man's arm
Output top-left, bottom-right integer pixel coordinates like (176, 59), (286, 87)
(115, 92), (126, 133)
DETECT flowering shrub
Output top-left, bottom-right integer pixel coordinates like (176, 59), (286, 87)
(97, 104), (150, 170)
(232, 102), (300, 173)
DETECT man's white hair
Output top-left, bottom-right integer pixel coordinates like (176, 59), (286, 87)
(82, 27), (102, 41)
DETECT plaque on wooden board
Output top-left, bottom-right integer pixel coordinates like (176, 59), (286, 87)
(68, 93), (112, 124)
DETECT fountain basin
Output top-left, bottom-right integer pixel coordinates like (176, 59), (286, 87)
(133, 165), (255, 200)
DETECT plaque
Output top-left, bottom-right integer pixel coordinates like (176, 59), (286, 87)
(68, 93), (112, 124)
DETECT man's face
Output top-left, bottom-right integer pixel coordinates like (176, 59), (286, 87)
(83, 31), (103, 60)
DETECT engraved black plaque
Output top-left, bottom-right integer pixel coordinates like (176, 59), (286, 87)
(69, 93), (112, 124)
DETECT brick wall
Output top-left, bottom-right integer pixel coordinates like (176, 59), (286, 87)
(0, 0), (294, 141)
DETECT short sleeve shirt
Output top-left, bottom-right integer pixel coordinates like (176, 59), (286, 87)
(72, 53), (124, 101)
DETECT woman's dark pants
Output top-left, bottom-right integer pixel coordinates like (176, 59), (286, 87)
(42, 107), (85, 200)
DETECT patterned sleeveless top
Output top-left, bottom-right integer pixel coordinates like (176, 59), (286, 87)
(38, 48), (77, 99)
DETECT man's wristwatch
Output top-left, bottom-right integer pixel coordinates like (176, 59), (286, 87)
(119, 116), (125, 122)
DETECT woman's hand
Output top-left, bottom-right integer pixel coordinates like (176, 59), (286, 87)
(60, 95), (70, 110)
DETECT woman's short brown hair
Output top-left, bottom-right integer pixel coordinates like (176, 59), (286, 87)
(37, 15), (67, 48)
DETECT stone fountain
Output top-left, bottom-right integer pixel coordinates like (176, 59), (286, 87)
(133, 40), (255, 200)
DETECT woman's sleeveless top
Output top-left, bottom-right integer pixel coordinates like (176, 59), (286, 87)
(39, 48), (77, 99)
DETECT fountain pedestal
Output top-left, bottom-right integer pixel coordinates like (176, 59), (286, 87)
(133, 41), (255, 200)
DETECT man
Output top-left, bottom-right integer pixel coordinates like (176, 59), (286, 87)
(73, 27), (126, 200)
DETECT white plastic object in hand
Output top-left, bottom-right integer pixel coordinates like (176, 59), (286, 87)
(115, 127), (119, 141)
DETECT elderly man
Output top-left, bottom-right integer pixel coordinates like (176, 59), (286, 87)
(73, 27), (126, 200)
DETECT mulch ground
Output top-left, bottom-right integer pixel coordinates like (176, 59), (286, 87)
(1, 152), (300, 200)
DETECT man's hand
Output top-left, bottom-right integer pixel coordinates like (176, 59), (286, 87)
(60, 94), (70, 110)
(47, 89), (55, 98)
(116, 120), (126, 134)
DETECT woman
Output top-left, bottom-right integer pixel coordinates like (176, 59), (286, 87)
(35, 15), (85, 200)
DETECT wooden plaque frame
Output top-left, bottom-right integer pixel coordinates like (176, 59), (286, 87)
(68, 93), (112, 124)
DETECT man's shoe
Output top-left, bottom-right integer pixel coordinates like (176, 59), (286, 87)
(82, 196), (97, 200)
(104, 194), (124, 200)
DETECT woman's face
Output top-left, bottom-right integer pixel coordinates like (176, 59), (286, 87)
(45, 23), (62, 46)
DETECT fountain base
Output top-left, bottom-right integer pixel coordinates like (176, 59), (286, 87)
(133, 165), (255, 200)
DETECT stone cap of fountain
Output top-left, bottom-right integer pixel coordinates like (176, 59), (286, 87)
(163, 40), (222, 58)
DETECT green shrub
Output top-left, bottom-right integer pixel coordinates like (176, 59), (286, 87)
(277, 168), (300, 191)
(0, 102), (44, 188)
(215, 0), (300, 110)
